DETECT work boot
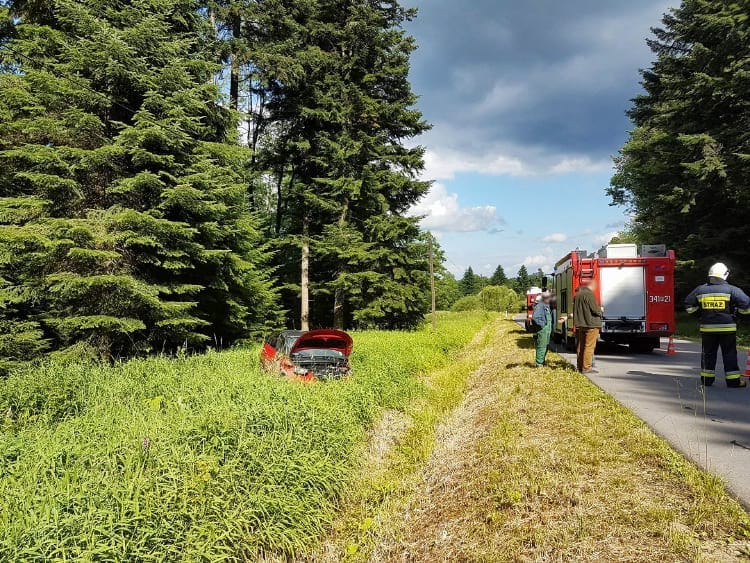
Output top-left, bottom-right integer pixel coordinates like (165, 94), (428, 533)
(727, 378), (748, 389)
(700, 377), (714, 387)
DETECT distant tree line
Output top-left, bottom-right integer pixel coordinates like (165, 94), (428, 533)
(0, 0), (431, 371)
(610, 0), (750, 295)
(434, 263), (544, 313)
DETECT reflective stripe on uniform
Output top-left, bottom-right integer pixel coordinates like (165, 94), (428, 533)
(700, 324), (737, 332)
(686, 306), (699, 314)
(738, 308), (750, 315)
(726, 372), (742, 381)
(701, 371), (716, 378)
(697, 293), (731, 310)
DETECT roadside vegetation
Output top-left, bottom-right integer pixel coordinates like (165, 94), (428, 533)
(451, 285), (521, 314)
(0, 312), (491, 560)
(675, 311), (750, 348)
(329, 321), (749, 561)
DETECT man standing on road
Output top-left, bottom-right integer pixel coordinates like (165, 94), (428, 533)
(573, 278), (602, 374)
(685, 263), (750, 388)
(532, 291), (553, 368)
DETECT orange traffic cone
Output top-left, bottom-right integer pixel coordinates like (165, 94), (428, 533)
(744, 350), (750, 378)
(667, 336), (677, 356)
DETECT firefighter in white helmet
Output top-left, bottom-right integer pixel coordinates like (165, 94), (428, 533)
(684, 263), (750, 387)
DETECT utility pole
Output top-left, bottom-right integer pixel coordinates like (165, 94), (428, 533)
(429, 233), (436, 331)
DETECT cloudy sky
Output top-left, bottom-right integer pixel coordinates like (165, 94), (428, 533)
(406, 0), (674, 276)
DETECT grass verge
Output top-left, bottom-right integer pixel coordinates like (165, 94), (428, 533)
(362, 320), (750, 561)
(308, 317), (496, 560)
(0, 312), (491, 560)
(676, 311), (750, 348)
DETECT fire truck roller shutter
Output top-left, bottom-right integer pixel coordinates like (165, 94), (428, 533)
(600, 266), (646, 323)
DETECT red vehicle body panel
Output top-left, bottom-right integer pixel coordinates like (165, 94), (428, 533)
(291, 329), (353, 357)
(551, 247), (676, 348)
(261, 329), (352, 382)
(525, 290), (542, 331)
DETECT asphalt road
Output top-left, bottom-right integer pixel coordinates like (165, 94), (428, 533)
(514, 316), (750, 509)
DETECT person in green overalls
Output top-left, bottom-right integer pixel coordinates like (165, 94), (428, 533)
(532, 291), (553, 368)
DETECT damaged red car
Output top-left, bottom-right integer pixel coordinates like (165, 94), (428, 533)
(260, 329), (353, 382)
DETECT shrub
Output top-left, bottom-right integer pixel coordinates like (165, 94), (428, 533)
(451, 286), (520, 313)
(478, 285), (520, 312)
(451, 295), (481, 311)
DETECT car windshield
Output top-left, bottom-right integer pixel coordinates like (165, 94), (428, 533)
(284, 334), (301, 350)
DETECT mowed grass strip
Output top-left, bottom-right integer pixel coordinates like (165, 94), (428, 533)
(308, 317), (496, 561)
(0, 312), (490, 561)
(371, 320), (750, 562)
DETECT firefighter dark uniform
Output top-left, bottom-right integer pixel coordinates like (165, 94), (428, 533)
(685, 268), (750, 387)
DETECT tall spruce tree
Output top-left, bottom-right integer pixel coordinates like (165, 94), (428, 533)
(515, 265), (531, 292)
(490, 264), (507, 286)
(609, 1), (750, 289)
(459, 267), (478, 296)
(261, 0), (430, 330)
(0, 0), (278, 365)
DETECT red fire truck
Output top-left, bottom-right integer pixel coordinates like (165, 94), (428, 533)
(524, 286), (543, 332)
(550, 244), (676, 353)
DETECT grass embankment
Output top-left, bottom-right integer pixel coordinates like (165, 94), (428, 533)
(0, 312), (491, 560)
(353, 321), (749, 561)
(676, 311), (750, 348)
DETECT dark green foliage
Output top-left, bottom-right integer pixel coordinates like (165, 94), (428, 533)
(253, 0), (431, 330)
(490, 264), (508, 286)
(435, 271), (461, 310)
(0, 0), (279, 367)
(459, 267), (479, 296)
(610, 1), (750, 289)
(515, 265), (532, 292)
(0, 0), (431, 370)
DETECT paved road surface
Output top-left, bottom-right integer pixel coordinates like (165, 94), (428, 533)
(514, 316), (750, 509)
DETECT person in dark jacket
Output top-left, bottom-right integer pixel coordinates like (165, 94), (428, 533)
(532, 291), (552, 367)
(573, 278), (602, 373)
(685, 263), (750, 388)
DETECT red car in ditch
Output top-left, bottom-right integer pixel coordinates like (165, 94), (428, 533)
(260, 329), (353, 382)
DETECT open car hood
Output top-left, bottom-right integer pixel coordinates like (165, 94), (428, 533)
(290, 329), (353, 357)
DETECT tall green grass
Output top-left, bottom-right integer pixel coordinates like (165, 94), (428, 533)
(675, 311), (750, 347)
(0, 312), (490, 560)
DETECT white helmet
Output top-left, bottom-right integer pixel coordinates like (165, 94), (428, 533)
(709, 262), (730, 280)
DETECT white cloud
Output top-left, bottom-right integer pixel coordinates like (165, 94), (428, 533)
(523, 255), (549, 267)
(420, 147), (612, 182)
(542, 233), (568, 243)
(594, 231), (620, 246)
(410, 183), (503, 233)
(422, 149), (525, 181)
(549, 157), (611, 175)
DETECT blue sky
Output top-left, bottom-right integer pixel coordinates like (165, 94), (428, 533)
(405, 0), (675, 276)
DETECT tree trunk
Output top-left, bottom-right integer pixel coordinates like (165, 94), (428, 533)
(333, 198), (349, 330)
(301, 215), (310, 331)
(229, 15), (241, 111)
(333, 282), (345, 330)
(277, 164), (293, 235)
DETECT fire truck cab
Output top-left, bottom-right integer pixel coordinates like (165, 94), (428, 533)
(524, 286), (543, 332)
(551, 244), (676, 353)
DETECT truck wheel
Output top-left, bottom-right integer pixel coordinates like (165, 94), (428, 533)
(630, 338), (659, 354)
